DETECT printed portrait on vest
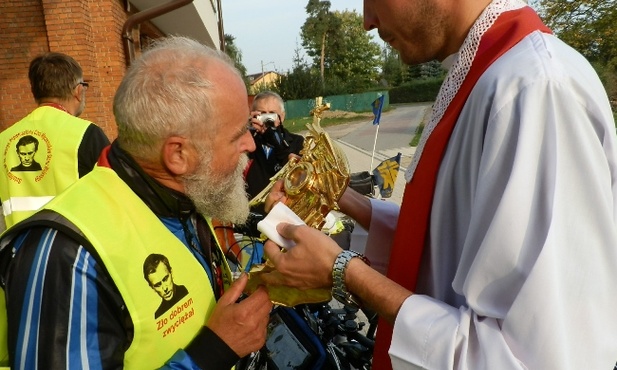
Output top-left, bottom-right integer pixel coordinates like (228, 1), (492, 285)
(143, 253), (189, 319)
(11, 135), (42, 172)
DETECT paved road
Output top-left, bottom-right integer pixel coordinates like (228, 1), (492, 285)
(327, 103), (428, 152)
(293, 102), (433, 253)
(321, 102), (433, 206)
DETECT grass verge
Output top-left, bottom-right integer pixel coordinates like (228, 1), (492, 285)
(410, 123), (424, 147)
(284, 113), (374, 134)
(410, 104), (432, 147)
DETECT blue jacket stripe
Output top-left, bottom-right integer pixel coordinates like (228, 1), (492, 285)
(17, 229), (56, 370)
(67, 247), (101, 370)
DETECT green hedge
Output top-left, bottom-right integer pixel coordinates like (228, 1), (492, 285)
(284, 91), (388, 119)
(389, 78), (444, 103)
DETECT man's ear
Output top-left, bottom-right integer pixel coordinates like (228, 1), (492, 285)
(73, 84), (83, 102)
(162, 136), (192, 176)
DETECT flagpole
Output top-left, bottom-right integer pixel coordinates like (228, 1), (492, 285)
(370, 123), (380, 171)
(370, 94), (385, 171)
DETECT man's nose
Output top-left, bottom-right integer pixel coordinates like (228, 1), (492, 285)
(242, 130), (256, 153)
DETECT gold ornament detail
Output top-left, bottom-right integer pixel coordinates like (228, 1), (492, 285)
(245, 97), (351, 306)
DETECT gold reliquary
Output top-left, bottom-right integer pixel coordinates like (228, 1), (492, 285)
(245, 97), (351, 306)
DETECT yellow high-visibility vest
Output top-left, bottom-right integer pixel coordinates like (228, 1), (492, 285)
(0, 106), (91, 228)
(0, 166), (233, 369)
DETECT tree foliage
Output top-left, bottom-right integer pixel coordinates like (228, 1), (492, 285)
(274, 46), (322, 100)
(323, 11), (381, 93)
(223, 34), (250, 87)
(301, 4), (381, 94)
(380, 44), (446, 87)
(531, 0), (617, 107)
(301, 0), (340, 85)
(531, 0), (617, 63)
(381, 44), (405, 86)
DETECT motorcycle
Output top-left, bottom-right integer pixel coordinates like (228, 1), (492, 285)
(229, 205), (375, 370)
(236, 301), (376, 370)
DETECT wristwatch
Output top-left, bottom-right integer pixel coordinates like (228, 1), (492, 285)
(332, 250), (370, 308)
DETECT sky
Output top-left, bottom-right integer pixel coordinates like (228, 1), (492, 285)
(222, 1), (379, 75)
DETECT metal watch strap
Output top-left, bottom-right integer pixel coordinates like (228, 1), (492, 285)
(332, 250), (370, 308)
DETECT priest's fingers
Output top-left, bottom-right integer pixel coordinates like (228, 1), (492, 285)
(265, 224), (341, 288)
(265, 180), (287, 213)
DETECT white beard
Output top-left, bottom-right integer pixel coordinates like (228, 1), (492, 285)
(183, 153), (250, 224)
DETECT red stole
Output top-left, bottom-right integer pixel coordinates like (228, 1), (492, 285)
(371, 7), (551, 369)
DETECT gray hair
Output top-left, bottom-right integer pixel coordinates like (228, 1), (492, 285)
(252, 90), (285, 113)
(113, 36), (241, 161)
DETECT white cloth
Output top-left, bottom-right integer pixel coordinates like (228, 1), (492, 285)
(366, 32), (617, 369)
(257, 202), (305, 249)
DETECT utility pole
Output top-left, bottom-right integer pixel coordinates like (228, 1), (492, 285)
(260, 60), (275, 90)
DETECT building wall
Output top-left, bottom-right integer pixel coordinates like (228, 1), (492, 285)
(249, 71), (281, 94)
(0, 0), (129, 139)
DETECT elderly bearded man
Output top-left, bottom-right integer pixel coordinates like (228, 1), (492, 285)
(0, 37), (272, 370)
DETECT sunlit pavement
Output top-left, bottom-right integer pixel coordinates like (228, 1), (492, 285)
(318, 103), (434, 258)
(323, 102), (433, 207)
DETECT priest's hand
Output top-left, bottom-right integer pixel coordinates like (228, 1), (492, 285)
(264, 180), (288, 213)
(262, 223), (412, 324)
(261, 223), (341, 290)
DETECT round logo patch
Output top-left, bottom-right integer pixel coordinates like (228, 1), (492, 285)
(3, 130), (52, 184)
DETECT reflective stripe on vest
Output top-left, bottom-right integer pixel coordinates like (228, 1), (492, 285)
(2, 196), (54, 216)
(0, 106), (90, 228)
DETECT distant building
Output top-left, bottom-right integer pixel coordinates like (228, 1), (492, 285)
(248, 71), (281, 94)
(0, 0), (225, 139)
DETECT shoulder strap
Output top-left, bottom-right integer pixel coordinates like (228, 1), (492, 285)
(1, 210), (87, 253)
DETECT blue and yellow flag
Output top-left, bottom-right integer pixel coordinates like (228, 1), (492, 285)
(372, 95), (385, 125)
(372, 152), (401, 198)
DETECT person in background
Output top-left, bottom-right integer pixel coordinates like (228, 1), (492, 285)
(260, 0), (617, 369)
(245, 91), (304, 216)
(0, 36), (272, 369)
(0, 52), (109, 230)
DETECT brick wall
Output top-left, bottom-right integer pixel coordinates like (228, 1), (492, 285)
(0, 0), (129, 139)
(0, 0), (50, 131)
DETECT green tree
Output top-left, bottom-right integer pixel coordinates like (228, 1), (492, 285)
(301, 0), (340, 87)
(302, 8), (381, 94)
(531, 0), (617, 107)
(323, 10), (381, 93)
(419, 60), (446, 79)
(381, 44), (405, 87)
(223, 34), (249, 87)
(531, 0), (616, 63)
(406, 64), (423, 80)
(274, 46), (322, 100)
